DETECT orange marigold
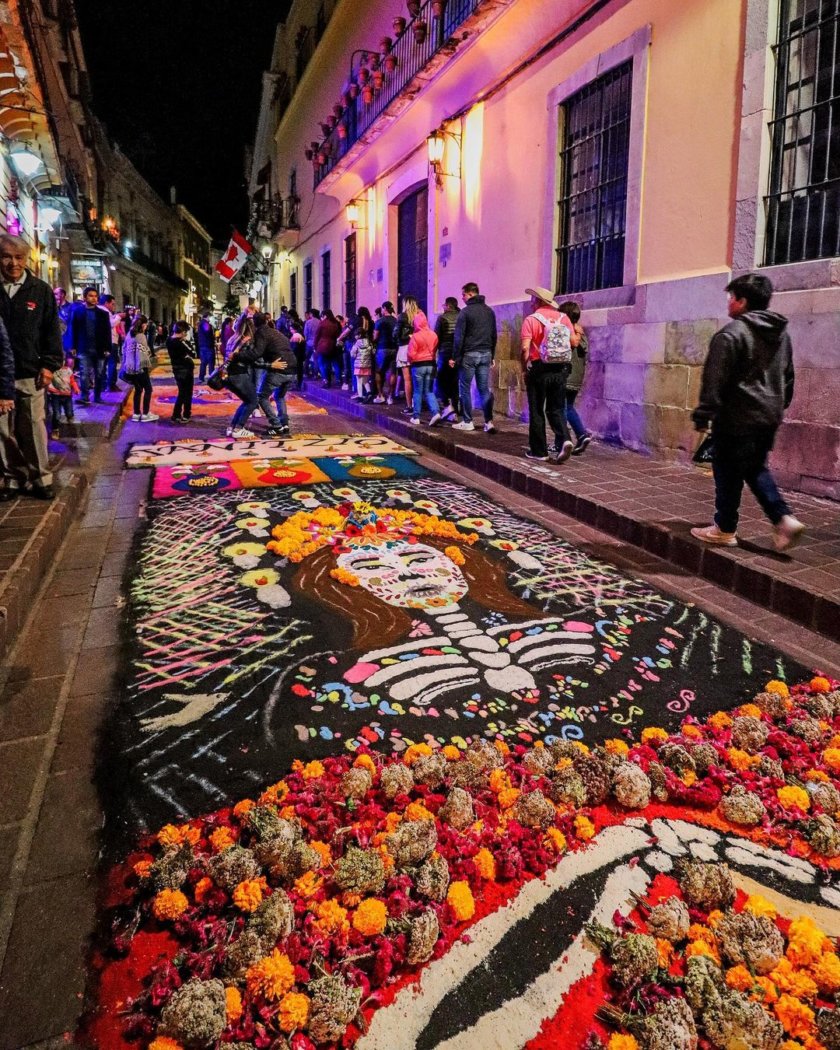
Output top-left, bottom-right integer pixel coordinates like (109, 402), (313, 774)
(804, 769), (830, 783)
(738, 703), (764, 718)
(405, 800), (435, 822)
(545, 828), (567, 853)
(352, 898), (388, 937)
(554, 758), (574, 772)
(771, 958), (819, 1000)
(766, 680), (791, 698)
(315, 898), (350, 936)
(641, 727), (668, 746)
(447, 880), (475, 922)
(604, 738), (630, 756)
(494, 739), (510, 755)
(787, 916), (830, 967)
(309, 840), (332, 866)
(708, 711), (733, 731)
(133, 859), (153, 879)
(498, 787), (521, 810)
(353, 753), (376, 774)
(384, 811), (402, 832)
(681, 724), (703, 740)
(194, 876), (213, 904)
(822, 748), (840, 774)
(302, 760), (325, 780)
(378, 846), (395, 873)
(444, 545), (465, 565)
(225, 986), (243, 1024)
(681, 770), (698, 787)
(294, 871), (323, 898)
(246, 949), (295, 1002)
(707, 910), (724, 928)
(442, 745), (461, 761)
(157, 823), (186, 848)
(233, 878), (265, 913)
(259, 780), (289, 806)
(152, 889), (189, 922)
(574, 815), (596, 841)
(811, 951), (840, 995)
(752, 976), (780, 1005)
(403, 743), (433, 766)
(726, 965), (755, 992)
(811, 677), (832, 694)
(210, 827), (236, 853)
(279, 991), (311, 1033)
(232, 798), (255, 820)
(686, 939), (721, 964)
(473, 848), (497, 880)
(728, 748), (759, 772)
(607, 1036), (640, 1050)
(777, 785), (810, 811)
(688, 923), (718, 946)
(774, 994), (816, 1040)
(656, 939), (674, 968)
(488, 768), (509, 793)
(149, 1039), (184, 1050)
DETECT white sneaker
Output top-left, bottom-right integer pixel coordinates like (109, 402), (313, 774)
(131, 413), (141, 422)
(690, 524), (738, 547)
(452, 420), (475, 431)
(428, 413), (442, 427)
(552, 440), (574, 464)
(225, 427), (234, 437)
(441, 406), (456, 421)
(386, 396), (394, 406)
(373, 396), (385, 404)
(341, 383), (349, 391)
(484, 421), (496, 434)
(773, 515), (805, 553)
(140, 412), (159, 422)
(232, 427), (255, 439)
(350, 393), (362, 400)
(409, 416), (420, 425)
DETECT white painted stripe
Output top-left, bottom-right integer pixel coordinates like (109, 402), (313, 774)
(486, 618), (569, 637)
(389, 666), (477, 702)
(365, 655), (471, 687)
(436, 613), (470, 624)
(505, 631), (594, 654)
(518, 643), (597, 663)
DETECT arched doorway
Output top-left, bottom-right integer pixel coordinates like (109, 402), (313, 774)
(396, 184), (428, 313)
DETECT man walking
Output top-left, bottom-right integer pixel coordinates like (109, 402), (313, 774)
(99, 293), (122, 390)
(434, 295), (460, 421)
(452, 282), (496, 433)
(70, 285), (111, 404)
(691, 273), (804, 553)
(520, 287), (578, 462)
(303, 308), (320, 379)
(196, 308), (216, 383)
(0, 234), (63, 500)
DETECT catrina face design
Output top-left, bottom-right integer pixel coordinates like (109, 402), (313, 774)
(335, 539), (467, 608)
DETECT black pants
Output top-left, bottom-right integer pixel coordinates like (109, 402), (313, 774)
(526, 362), (571, 457)
(294, 345), (306, 389)
(130, 372), (153, 416)
(47, 393), (74, 429)
(172, 369), (194, 420)
(712, 428), (791, 533)
(434, 353), (459, 409)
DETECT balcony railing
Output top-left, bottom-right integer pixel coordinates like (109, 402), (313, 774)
(250, 194), (301, 240)
(313, 0), (481, 187)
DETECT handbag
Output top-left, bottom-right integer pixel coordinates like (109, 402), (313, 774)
(206, 364), (228, 392)
(692, 432), (715, 465)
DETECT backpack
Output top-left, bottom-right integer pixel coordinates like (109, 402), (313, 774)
(50, 367), (73, 394)
(534, 313), (572, 364)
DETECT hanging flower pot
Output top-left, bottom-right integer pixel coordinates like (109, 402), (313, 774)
(327, 113), (338, 130)
(407, 0), (421, 16)
(358, 50), (370, 65)
(333, 102), (344, 118)
(370, 53), (381, 71)
(362, 85), (374, 105)
(305, 148), (314, 161)
(379, 36), (393, 56)
(317, 150), (328, 165)
(311, 140), (320, 152)
(393, 16), (406, 36)
(357, 66), (370, 86)
(384, 53), (398, 73)
(348, 83), (359, 100)
(337, 122), (348, 140)
(413, 18), (428, 43)
(432, 0), (446, 17)
(320, 121), (331, 137)
(372, 69), (384, 90)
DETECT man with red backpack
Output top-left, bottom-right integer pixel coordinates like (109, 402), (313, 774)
(520, 286), (580, 463)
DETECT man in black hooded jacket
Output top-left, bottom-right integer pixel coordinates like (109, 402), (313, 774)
(691, 272), (804, 553)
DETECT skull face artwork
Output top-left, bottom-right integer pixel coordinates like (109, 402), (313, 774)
(335, 540), (468, 609)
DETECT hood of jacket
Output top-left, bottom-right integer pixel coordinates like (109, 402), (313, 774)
(413, 311), (429, 332)
(739, 310), (789, 343)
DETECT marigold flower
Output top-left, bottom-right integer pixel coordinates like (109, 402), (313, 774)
(708, 711), (733, 731)
(489, 768), (510, 794)
(681, 724), (703, 740)
(774, 994), (815, 1040)
(309, 840), (332, 866)
(473, 848), (497, 880)
(554, 758), (573, 772)
(194, 876), (213, 904)
(641, 727), (668, 746)
(225, 986), (243, 1024)
(157, 823), (192, 848)
(447, 880), (476, 922)
(330, 567), (360, 586)
(604, 738), (630, 756)
(233, 878), (265, 913)
(352, 898), (388, 936)
(726, 964), (755, 991)
(688, 923), (718, 946)
(738, 703), (764, 718)
(133, 859), (153, 879)
(442, 745), (461, 761)
(810, 950), (840, 994)
(232, 798), (255, 820)
(727, 748), (759, 772)
(822, 748), (840, 774)
(804, 769), (830, 783)
(787, 916), (830, 966)
(246, 949), (295, 1002)
(686, 938), (721, 964)
(707, 910), (724, 928)
(744, 894), (777, 919)
(315, 898), (350, 936)
(302, 760), (325, 781)
(498, 787), (521, 810)
(210, 827), (236, 853)
(656, 938), (674, 968)
(777, 785), (810, 812)
(771, 958), (819, 999)
(607, 1036), (640, 1050)
(810, 677), (832, 693)
(573, 741), (590, 755)
(152, 889), (189, 922)
(279, 991), (311, 1033)
(444, 545), (466, 565)
(405, 801), (435, 822)
(149, 1039), (183, 1050)
(384, 811), (402, 832)
(494, 740), (510, 755)
(545, 828), (567, 853)
(403, 743), (433, 766)
(766, 679), (790, 698)
(751, 976), (779, 1004)
(294, 871), (323, 898)
(574, 815), (595, 841)
(259, 780), (289, 805)
(681, 770), (698, 786)
(353, 753), (376, 774)
(378, 846), (395, 873)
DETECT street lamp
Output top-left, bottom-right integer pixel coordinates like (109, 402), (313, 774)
(427, 125), (462, 188)
(345, 199), (366, 229)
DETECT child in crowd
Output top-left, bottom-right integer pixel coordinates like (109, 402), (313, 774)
(350, 328), (374, 401)
(557, 300), (592, 455)
(47, 354), (79, 439)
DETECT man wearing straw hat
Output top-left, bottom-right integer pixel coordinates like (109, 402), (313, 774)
(520, 286), (580, 462)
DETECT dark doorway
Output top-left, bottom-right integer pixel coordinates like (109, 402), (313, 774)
(397, 185), (428, 313)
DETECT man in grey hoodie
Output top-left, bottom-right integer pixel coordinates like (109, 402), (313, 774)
(691, 272), (804, 553)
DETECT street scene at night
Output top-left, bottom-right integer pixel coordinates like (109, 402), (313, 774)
(1, 1), (840, 1049)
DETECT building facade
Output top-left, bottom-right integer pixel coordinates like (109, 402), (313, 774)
(177, 202), (213, 319)
(251, 0), (840, 498)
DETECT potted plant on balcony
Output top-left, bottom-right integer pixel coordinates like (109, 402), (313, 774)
(362, 83), (374, 105)
(413, 18), (428, 43)
(357, 65), (370, 85)
(348, 82), (359, 100)
(317, 149), (328, 165)
(305, 148), (314, 161)
(432, 0), (446, 17)
(337, 120), (348, 140)
(379, 36), (392, 55)
(393, 15), (406, 36)
(407, 0), (421, 16)
(327, 113), (338, 130)
(333, 102), (344, 118)
(320, 121), (332, 137)
(372, 68), (384, 90)
(384, 51), (398, 73)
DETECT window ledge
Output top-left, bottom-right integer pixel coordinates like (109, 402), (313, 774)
(560, 284), (636, 310)
(734, 257), (840, 292)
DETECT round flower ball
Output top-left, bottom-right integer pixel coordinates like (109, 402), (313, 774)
(279, 991), (311, 1033)
(152, 888), (189, 922)
(447, 880), (476, 922)
(352, 898), (388, 937)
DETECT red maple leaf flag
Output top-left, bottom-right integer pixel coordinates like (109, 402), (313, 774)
(214, 230), (253, 282)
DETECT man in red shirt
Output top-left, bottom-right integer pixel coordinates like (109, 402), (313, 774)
(520, 286), (579, 462)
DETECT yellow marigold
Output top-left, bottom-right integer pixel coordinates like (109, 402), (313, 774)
(707, 910), (724, 928)
(771, 958), (820, 1000)
(788, 916), (830, 967)
(330, 567), (360, 586)
(447, 880), (476, 922)
(766, 680), (790, 698)
(315, 898), (350, 936)
(708, 711), (733, 731)
(555, 757), (574, 772)
(777, 786), (811, 812)
(133, 859), (153, 879)
(353, 753), (376, 774)
(605, 739), (630, 756)
(573, 741), (590, 755)
(499, 787), (521, 810)
(728, 748), (760, 772)
(294, 871), (323, 898)
(403, 743), (433, 766)
(157, 823), (185, 848)
(384, 811), (402, 832)
(739, 703), (764, 718)
(811, 677), (832, 694)
(822, 748), (840, 774)
(494, 740), (510, 755)
(656, 939), (674, 968)
(405, 800), (435, 822)
(607, 1036), (640, 1050)
(309, 840), (332, 866)
(210, 827), (236, 853)
(810, 951), (840, 995)
(149, 1039), (184, 1050)
(233, 878), (265, 913)
(682, 770), (698, 787)
(280, 805), (296, 820)
(489, 768), (510, 794)
(473, 848), (497, 880)
(682, 724), (703, 740)
(804, 769), (830, 783)
(259, 779), (289, 805)
(688, 923), (718, 946)
(545, 828), (567, 853)
(686, 939), (721, 964)
(744, 894), (777, 919)
(442, 745), (461, 761)
(534, 740), (545, 750)
(726, 964), (755, 992)
(246, 949), (295, 1002)
(774, 994), (815, 1040)
(279, 991), (311, 1033)
(574, 815), (596, 841)
(152, 889), (189, 922)
(225, 986), (243, 1024)
(352, 898), (388, 937)
(444, 545), (466, 566)
(232, 798), (255, 820)
(751, 976), (779, 1004)
(302, 760), (325, 781)
(194, 876), (213, 904)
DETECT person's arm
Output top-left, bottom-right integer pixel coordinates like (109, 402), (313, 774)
(489, 309), (497, 360)
(692, 330), (734, 431)
(38, 285), (64, 383)
(576, 324), (588, 356)
(452, 310), (466, 364)
(407, 333), (419, 365)
(520, 316), (536, 371)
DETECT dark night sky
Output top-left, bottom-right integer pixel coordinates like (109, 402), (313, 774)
(75, 0), (290, 240)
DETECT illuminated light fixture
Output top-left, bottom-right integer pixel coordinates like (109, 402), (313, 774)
(124, 240), (134, 250)
(9, 148), (43, 179)
(427, 125), (462, 188)
(427, 131), (445, 166)
(345, 199), (366, 229)
(262, 244), (273, 260)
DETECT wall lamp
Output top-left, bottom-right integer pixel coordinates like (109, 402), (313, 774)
(427, 126), (461, 188)
(345, 199), (366, 229)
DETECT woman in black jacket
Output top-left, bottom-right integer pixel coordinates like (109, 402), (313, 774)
(224, 317), (260, 438)
(166, 320), (198, 424)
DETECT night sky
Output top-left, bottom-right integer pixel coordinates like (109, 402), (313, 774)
(75, 0), (290, 240)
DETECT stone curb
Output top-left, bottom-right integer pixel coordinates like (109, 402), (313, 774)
(306, 385), (840, 645)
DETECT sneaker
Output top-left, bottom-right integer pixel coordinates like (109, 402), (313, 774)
(773, 515), (805, 553)
(690, 524), (738, 547)
(131, 413), (142, 422)
(402, 407), (414, 416)
(483, 421), (496, 434)
(178, 417), (190, 424)
(278, 425), (291, 436)
(341, 383), (349, 391)
(409, 416), (420, 425)
(350, 393), (362, 400)
(441, 406), (456, 421)
(428, 413), (442, 427)
(232, 427), (255, 439)
(373, 396), (385, 404)
(552, 440), (574, 464)
(386, 396), (394, 406)
(525, 450), (549, 461)
(79, 398), (91, 407)
(140, 412), (159, 422)
(225, 427), (234, 437)
(452, 420), (476, 431)
(572, 434), (592, 456)
(50, 429), (59, 440)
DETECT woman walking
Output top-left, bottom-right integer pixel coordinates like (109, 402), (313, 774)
(314, 309), (342, 387)
(224, 317), (260, 438)
(122, 314), (158, 422)
(408, 312), (441, 426)
(395, 295), (422, 412)
(167, 320), (198, 424)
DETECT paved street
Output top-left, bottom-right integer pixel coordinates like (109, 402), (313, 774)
(0, 376), (838, 1048)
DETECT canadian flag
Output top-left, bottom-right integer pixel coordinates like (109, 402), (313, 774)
(214, 230), (253, 283)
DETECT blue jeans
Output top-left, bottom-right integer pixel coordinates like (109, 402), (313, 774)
(258, 371), (293, 427)
(458, 350), (493, 423)
(318, 352), (340, 385)
(712, 428), (791, 533)
(226, 372), (259, 430)
(78, 353), (105, 401)
(411, 364), (439, 418)
(198, 348), (215, 381)
(565, 388), (588, 440)
(106, 347), (119, 388)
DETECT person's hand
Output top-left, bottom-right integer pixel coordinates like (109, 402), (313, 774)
(448, 359), (456, 369)
(0, 398), (14, 414)
(36, 369), (53, 390)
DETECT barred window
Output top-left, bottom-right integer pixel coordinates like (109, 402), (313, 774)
(556, 61), (632, 294)
(321, 250), (331, 312)
(765, 0), (840, 264)
(304, 262), (313, 313)
(290, 270), (298, 314)
(344, 233), (357, 319)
